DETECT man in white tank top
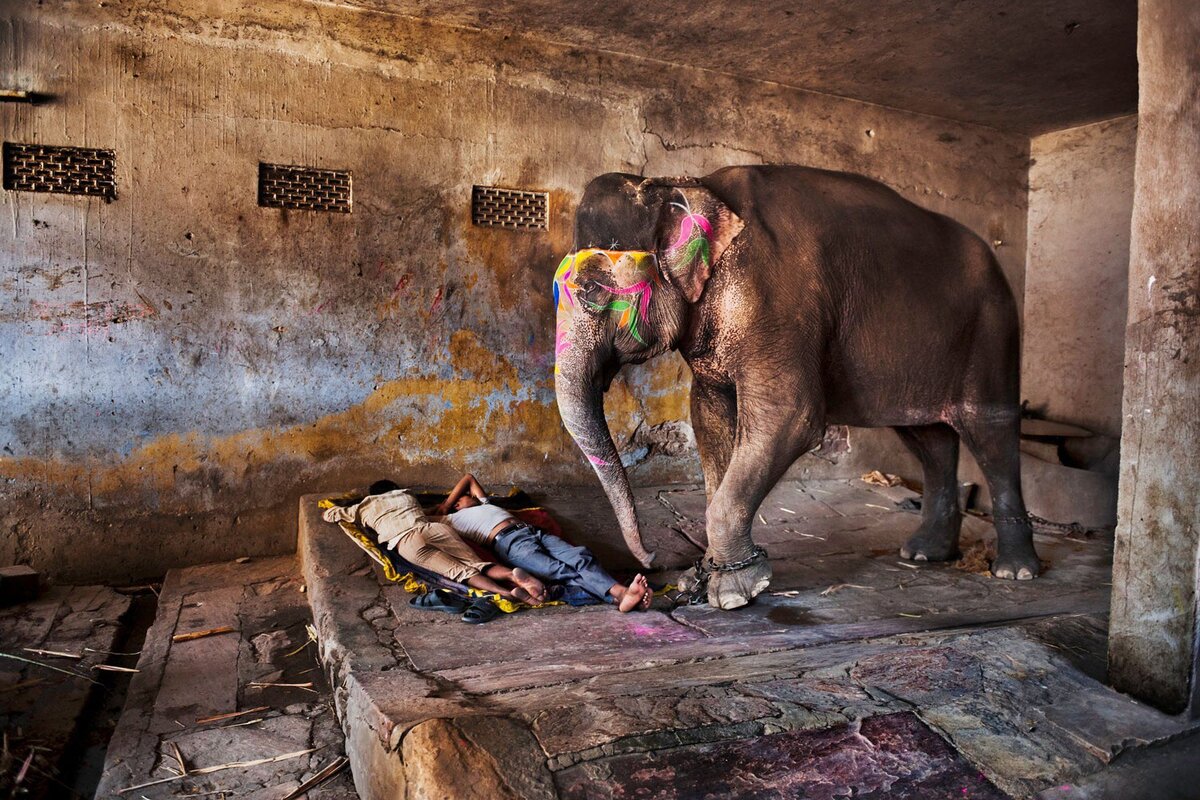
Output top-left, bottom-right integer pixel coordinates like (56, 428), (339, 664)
(433, 474), (651, 612)
(324, 480), (546, 604)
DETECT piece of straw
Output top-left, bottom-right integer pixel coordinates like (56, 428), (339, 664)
(116, 748), (316, 794)
(170, 742), (188, 776)
(93, 664), (139, 674)
(195, 706), (270, 725)
(0, 652), (100, 685)
(279, 756), (349, 800)
(172, 626), (236, 643)
(22, 647), (82, 660)
(247, 682), (316, 693)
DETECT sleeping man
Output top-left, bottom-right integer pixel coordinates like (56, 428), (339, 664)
(432, 474), (652, 612)
(322, 480), (546, 606)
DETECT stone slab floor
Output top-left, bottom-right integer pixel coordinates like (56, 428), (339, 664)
(1, 584), (132, 798)
(94, 557), (356, 799)
(301, 478), (1200, 799)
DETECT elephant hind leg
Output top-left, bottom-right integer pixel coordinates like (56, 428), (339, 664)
(895, 424), (963, 562)
(951, 410), (1040, 580)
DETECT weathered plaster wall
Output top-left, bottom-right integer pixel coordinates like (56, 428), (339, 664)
(1023, 116), (1137, 438)
(0, 0), (1030, 582)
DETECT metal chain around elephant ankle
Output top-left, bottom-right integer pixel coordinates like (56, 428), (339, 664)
(704, 546), (769, 573)
(991, 513), (1030, 526)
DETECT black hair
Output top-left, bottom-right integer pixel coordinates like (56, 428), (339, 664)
(368, 479), (402, 496)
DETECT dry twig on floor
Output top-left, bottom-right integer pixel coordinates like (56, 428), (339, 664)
(213, 717), (265, 730)
(279, 756), (349, 800)
(284, 625), (318, 658)
(172, 626), (236, 643)
(819, 583), (873, 596)
(196, 706), (270, 725)
(21, 647), (82, 660)
(0, 652), (101, 684)
(170, 742), (188, 776)
(116, 748), (316, 794)
(83, 647), (142, 656)
(92, 664), (139, 673)
(247, 681), (316, 693)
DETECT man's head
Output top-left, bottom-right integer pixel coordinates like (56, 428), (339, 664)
(369, 479), (402, 496)
(455, 494), (481, 511)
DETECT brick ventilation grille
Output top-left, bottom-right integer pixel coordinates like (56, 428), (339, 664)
(258, 163), (352, 213)
(3, 142), (116, 199)
(472, 186), (549, 230)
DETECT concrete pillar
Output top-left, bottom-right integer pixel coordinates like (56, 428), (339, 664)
(1108, 0), (1200, 716)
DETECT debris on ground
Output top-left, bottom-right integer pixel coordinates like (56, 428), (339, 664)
(860, 470), (904, 487)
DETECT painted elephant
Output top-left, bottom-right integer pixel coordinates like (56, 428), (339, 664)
(553, 165), (1039, 609)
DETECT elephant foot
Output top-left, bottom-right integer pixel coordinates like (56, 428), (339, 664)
(899, 527), (960, 562)
(991, 543), (1041, 581)
(707, 557), (772, 610)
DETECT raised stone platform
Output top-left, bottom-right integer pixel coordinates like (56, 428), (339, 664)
(299, 479), (1198, 799)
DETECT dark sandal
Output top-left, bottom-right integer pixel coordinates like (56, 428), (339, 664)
(410, 589), (468, 614)
(460, 597), (501, 624)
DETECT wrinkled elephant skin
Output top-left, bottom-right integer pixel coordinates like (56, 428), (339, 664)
(552, 166), (1040, 608)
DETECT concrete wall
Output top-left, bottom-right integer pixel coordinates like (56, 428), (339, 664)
(1023, 116), (1137, 438)
(0, 0), (1030, 582)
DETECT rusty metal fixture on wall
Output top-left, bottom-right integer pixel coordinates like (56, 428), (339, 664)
(258, 162), (352, 213)
(471, 185), (549, 230)
(2, 141), (116, 200)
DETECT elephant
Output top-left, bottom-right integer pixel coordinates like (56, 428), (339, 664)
(552, 165), (1040, 609)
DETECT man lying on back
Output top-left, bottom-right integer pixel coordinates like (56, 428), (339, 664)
(432, 474), (652, 612)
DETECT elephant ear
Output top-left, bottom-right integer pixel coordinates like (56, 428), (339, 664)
(651, 182), (744, 304)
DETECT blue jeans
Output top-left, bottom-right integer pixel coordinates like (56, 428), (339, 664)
(493, 525), (617, 605)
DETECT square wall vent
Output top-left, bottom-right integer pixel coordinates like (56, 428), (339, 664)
(3, 142), (116, 200)
(258, 162), (352, 213)
(471, 185), (549, 230)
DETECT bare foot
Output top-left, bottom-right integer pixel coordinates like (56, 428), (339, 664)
(618, 574), (650, 613)
(511, 568), (546, 604)
(636, 574), (653, 610)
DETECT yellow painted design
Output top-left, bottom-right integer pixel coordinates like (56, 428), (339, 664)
(0, 331), (695, 501)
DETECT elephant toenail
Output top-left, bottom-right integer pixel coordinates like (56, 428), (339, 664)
(914, 553), (928, 562)
(1017, 568), (1033, 580)
(899, 547), (912, 559)
(995, 568), (1014, 579)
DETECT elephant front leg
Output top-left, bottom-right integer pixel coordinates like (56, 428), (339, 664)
(690, 380), (736, 505)
(699, 404), (824, 609)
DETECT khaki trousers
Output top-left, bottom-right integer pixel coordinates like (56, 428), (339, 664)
(391, 520), (492, 583)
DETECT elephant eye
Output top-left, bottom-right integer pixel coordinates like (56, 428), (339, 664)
(578, 280), (606, 309)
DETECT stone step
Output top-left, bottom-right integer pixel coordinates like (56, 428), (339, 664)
(93, 556), (357, 799)
(299, 479), (1195, 799)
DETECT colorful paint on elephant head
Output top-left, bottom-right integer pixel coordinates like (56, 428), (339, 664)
(666, 196), (713, 275)
(553, 249), (658, 373)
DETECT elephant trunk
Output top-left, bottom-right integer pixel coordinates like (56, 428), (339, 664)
(555, 367), (656, 568)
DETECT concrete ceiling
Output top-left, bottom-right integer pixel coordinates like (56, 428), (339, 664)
(340, 0), (1137, 134)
